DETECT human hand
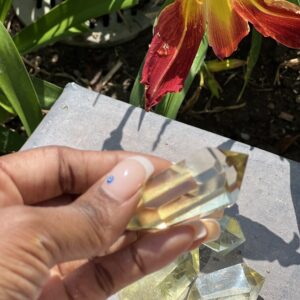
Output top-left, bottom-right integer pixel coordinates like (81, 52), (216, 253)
(0, 147), (220, 300)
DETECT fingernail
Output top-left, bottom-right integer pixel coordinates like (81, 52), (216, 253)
(101, 156), (154, 202)
(179, 220), (207, 241)
(201, 219), (221, 243)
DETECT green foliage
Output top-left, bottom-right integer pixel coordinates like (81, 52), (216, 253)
(0, 126), (26, 153)
(0, 0), (11, 23)
(288, 0), (300, 5)
(202, 63), (222, 99)
(238, 28), (262, 102)
(0, 105), (12, 124)
(31, 77), (63, 110)
(14, 0), (139, 54)
(129, 62), (145, 108)
(162, 0), (174, 7)
(0, 0), (141, 153)
(206, 59), (246, 73)
(0, 22), (42, 135)
(0, 76), (62, 116)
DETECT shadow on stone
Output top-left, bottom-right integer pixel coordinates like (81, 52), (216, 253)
(102, 106), (135, 150)
(138, 109), (146, 131)
(217, 139), (236, 151)
(217, 139), (300, 267)
(228, 205), (300, 267)
(152, 119), (172, 151)
(92, 92), (102, 107)
(289, 161), (300, 233)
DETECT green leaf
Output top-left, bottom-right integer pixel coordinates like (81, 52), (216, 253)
(129, 62), (145, 108)
(1, 76), (62, 113)
(162, 0), (174, 7)
(206, 59), (246, 73)
(0, 22), (42, 135)
(288, 0), (300, 5)
(0, 105), (12, 124)
(0, 88), (14, 114)
(155, 37), (208, 119)
(237, 28), (262, 102)
(31, 77), (63, 109)
(14, 0), (139, 54)
(0, 126), (26, 154)
(203, 63), (222, 99)
(0, 0), (12, 23)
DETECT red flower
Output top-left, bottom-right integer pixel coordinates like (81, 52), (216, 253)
(141, 0), (300, 111)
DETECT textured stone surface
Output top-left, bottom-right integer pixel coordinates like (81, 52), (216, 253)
(23, 83), (300, 300)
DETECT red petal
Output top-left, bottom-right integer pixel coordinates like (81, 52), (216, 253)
(233, 0), (300, 49)
(206, 0), (250, 58)
(141, 0), (205, 111)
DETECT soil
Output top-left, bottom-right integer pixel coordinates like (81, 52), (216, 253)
(23, 26), (300, 162)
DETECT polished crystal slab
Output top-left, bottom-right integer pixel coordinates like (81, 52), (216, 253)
(187, 263), (265, 300)
(204, 215), (245, 255)
(118, 249), (199, 300)
(128, 148), (248, 230)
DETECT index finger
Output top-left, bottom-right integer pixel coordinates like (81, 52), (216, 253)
(0, 146), (169, 206)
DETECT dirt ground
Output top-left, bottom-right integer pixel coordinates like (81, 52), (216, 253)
(24, 27), (300, 163)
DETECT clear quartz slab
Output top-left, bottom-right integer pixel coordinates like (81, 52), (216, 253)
(188, 263), (265, 300)
(118, 249), (199, 300)
(128, 148), (248, 230)
(204, 215), (246, 256)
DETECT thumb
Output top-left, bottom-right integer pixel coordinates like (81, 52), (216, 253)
(27, 156), (154, 267)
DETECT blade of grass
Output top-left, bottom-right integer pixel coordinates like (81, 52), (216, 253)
(0, 0), (12, 23)
(155, 37), (208, 119)
(0, 22), (42, 135)
(0, 126), (26, 153)
(14, 0), (139, 54)
(237, 28), (262, 102)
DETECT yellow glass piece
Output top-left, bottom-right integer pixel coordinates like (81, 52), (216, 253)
(204, 215), (245, 256)
(118, 249), (199, 300)
(128, 148), (248, 230)
(187, 263), (265, 300)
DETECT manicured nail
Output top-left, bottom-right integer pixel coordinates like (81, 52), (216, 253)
(201, 219), (221, 243)
(101, 156), (154, 202)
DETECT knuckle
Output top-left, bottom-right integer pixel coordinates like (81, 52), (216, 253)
(55, 147), (76, 194)
(93, 261), (115, 297)
(74, 193), (113, 248)
(128, 243), (148, 276)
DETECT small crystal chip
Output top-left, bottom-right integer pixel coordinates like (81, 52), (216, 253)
(188, 263), (265, 300)
(204, 215), (245, 256)
(118, 249), (199, 300)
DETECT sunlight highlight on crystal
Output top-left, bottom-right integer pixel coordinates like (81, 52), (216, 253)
(119, 249), (199, 300)
(128, 148), (248, 230)
(188, 263), (265, 300)
(204, 215), (245, 256)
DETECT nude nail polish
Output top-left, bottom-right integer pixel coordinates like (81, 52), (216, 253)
(101, 156), (154, 202)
